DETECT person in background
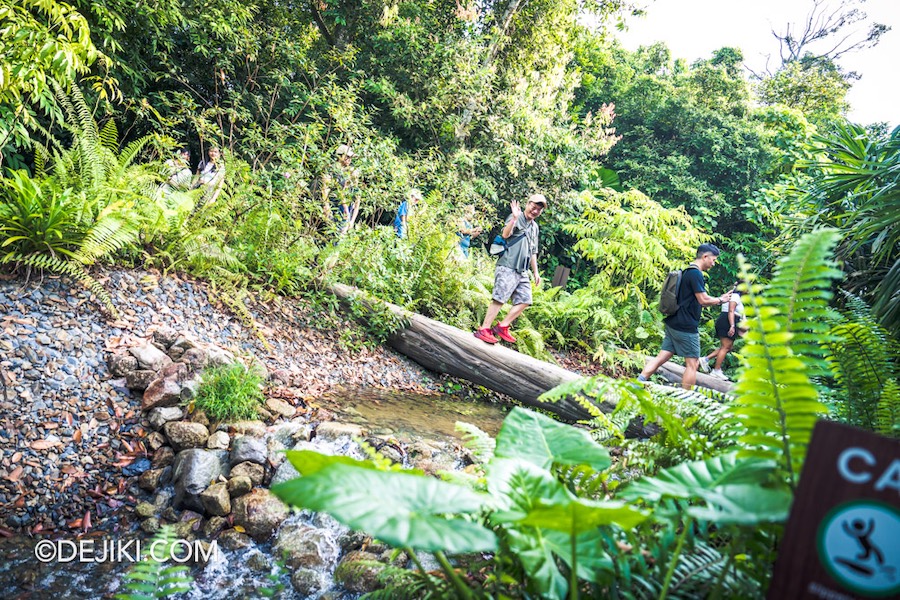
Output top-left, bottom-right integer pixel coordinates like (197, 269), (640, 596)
(457, 204), (482, 258)
(638, 244), (732, 389)
(474, 193), (546, 344)
(700, 280), (748, 380)
(194, 146), (225, 204)
(322, 144), (360, 235)
(162, 148), (192, 194)
(395, 188), (422, 238)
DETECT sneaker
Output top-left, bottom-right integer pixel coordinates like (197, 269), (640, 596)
(699, 356), (711, 373)
(474, 328), (499, 344)
(710, 369), (730, 381)
(491, 324), (517, 343)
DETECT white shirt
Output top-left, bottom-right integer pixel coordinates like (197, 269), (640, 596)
(722, 291), (744, 316)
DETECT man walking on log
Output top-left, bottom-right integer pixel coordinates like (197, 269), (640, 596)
(638, 243), (731, 389)
(474, 193), (546, 344)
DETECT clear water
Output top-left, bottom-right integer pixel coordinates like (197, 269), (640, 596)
(0, 389), (511, 599)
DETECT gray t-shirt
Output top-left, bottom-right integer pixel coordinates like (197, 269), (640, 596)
(497, 214), (539, 273)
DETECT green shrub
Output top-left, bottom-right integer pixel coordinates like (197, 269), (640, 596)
(193, 362), (265, 421)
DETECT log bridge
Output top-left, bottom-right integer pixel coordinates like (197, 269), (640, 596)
(330, 284), (733, 425)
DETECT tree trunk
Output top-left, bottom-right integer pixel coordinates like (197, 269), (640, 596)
(652, 361), (735, 393)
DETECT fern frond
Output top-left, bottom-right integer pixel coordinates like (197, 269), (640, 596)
(76, 212), (141, 264)
(99, 118), (118, 151)
(455, 422), (495, 464)
(730, 230), (844, 490)
(875, 379), (900, 438)
(2, 252), (117, 317)
(115, 525), (194, 599)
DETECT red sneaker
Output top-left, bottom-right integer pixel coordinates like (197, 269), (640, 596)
(492, 324), (517, 343)
(474, 328), (499, 344)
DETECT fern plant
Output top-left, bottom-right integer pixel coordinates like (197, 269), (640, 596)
(728, 228), (844, 490)
(114, 526), (193, 600)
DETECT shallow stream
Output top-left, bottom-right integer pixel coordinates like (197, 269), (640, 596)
(0, 389), (510, 599)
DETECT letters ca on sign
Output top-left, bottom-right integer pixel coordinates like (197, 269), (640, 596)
(837, 447), (900, 494)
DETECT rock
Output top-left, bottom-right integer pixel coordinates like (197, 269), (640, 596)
(333, 550), (385, 593)
(142, 376), (183, 410)
(229, 461), (265, 487)
(135, 502), (157, 518)
(130, 342), (173, 372)
(270, 459), (300, 487)
(168, 346), (185, 361)
(125, 369), (157, 391)
(152, 446), (175, 468)
(170, 336), (198, 352)
(172, 449), (222, 512)
(265, 397), (296, 418)
(152, 326), (180, 348)
(226, 475), (253, 498)
(221, 421), (266, 438)
(291, 568), (324, 597)
(246, 551), (270, 572)
(179, 348), (209, 372)
(271, 422), (312, 446)
(206, 430), (229, 450)
(199, 483), (231, 516)
(231, 489), (289, 541)
(206, 346), (234, 368)
(141, 518), (161, 534)
(138, 468), (168, 492)
(187, 409), (210, 428)
(146, 431), (166, 451)
(157, 361), (190, 383)
(273, 521), (340, 570)
(218, 529), (252, 551)
(203, 516), (227, 538)
(316, 421), (366, 441)
(148, 406), (184, 430)
(229, 436), (267, 466)
(180, 378), (200, 401)
(163, 421), (209, 452)
(107, 353), (138, 377)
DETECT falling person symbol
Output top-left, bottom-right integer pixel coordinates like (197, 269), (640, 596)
(843, 518), (885, 565)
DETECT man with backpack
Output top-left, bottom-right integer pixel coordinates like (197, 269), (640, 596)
(474, 193), (547, 344)
(638, 243), (732, 389)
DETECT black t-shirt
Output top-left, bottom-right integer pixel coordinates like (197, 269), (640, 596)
(664, 265), (704, 333)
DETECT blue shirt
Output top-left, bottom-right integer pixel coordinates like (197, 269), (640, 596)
(394, 201), (408, 238)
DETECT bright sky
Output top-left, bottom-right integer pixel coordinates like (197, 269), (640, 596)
(615, 0), (900, 127)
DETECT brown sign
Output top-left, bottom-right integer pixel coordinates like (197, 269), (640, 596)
(768, 420), (900, 599)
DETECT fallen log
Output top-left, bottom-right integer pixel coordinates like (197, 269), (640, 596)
(329, 283), (604, 422)
(653, 361), (735, 393)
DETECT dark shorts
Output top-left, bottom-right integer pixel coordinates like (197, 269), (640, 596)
(661, 324), (700, 358)
(714, 313), (744, 340)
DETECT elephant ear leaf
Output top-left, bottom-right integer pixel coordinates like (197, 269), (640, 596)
(272, 463), (497, 553)
(495, 407), (610, 471)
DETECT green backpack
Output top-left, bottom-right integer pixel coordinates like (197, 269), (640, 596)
(659, 265), (698, 315)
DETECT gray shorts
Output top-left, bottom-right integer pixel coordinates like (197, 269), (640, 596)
(492, 266), (532, 306)
(661, 324), (700, 358)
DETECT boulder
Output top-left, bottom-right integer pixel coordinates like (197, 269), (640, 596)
(227, 475), (253, 498)
(142, 377), (183, 410)
(152, 326), (180, 348)
(170, 336), (198, 352)
(138, 468), (169, 492)
(229, 461), (265, 487)
(148, 406), (184, 430)
(333, 550), (385, 593)
(218, 529), (252, 550)
(145, 431), (166, 451)
(316, 421), (366, 441)
(157, 361), (190, 383)
(265, 397), (296, 418)
(130, 342), (173, 372)
(291, 568), (323, 597)
(179, 348), (209, 372)
(199, 483), (231, 516)
(163, 421), (209, 452)
(221, 421), (266, 438)
(125, 370), (158, 391)
(203, 516), (228, 538)
(206, 430), (230, 450)
(151, 446), (175, 468)
(107, 353), (138, 377)
(232, 489), (289, 541)
(270, 459), (300, 487)
(273, 521), (340, 570)
(270, 422), (312, 446)
(173, 449), (222, 512)
(230, 436), (267, 466)
(206, 346), (234, 368)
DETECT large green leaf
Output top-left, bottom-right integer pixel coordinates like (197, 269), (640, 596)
(487, 458), (572, 519)
(272, 463), (496, 553)
(688, 485), (792, 524)
(521, 498), (647, 533)
(505, 528), (569, 600)
(494, 407), (610, 471)
(618, 452), (776, 502)
(284, 449), (424, 475)
(544, 529), (614, 582)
